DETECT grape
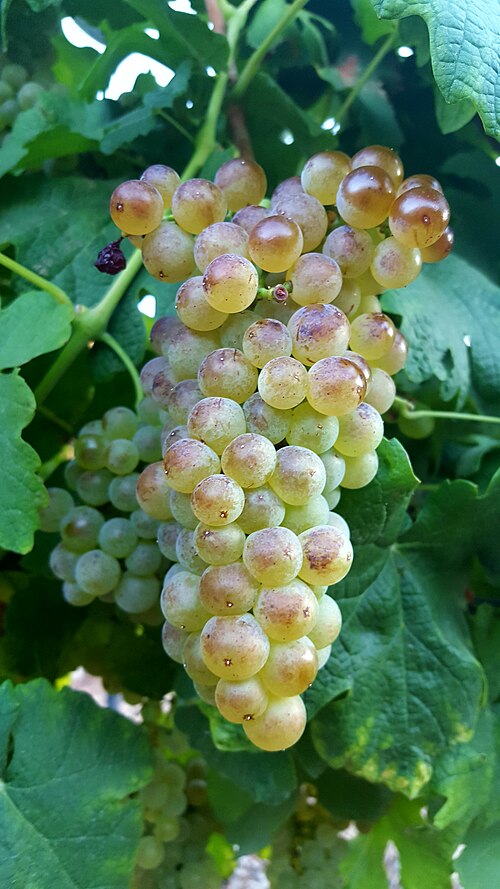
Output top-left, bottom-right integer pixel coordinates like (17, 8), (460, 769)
(272, 176), (304, 202)
(254, 296), (296, 324)
(372, 329), (408, 375)
(242, 318), (293, 367)
(323, 225), (374, 278)
(243, 392), (292, 443)
(162, 621), (189, 663)
(231, 204), (268, 234)
(136, 461), (172, 519)
(131, 509), (160, 540)
(349, 312), (395, 360)
(62, 582), (95, 607)
(38, 487), (74, 532)
(194, 222), (249, 272)
(335, 403), (384, 456)
(191, 474), (245, 526)
(397, 173), (443, 196)
(327, 511), (350, 539)
(298, 525), (353, 586)
(336, 166), (395, 229)
(193, 521), (245, 565)
(243, 694), (307, 751)
(150, 316), (183, 355)
(343, 350), (372, 384)
(214, 158), (267, 210)
(254, 579), (318, 642)
(215, 677), (268, 724)
(99, 517), (138, 558)
(161, 571), (210, 631)
(110, 180), (164, 235)
(168, 325), (220, 381)
(142, 222), (196, 283)
(364, 368), (396, 413)
(300, 151), (352, 204)
(175, 527), (206, 574)
(75, 550), (121, 596)
(133, 425), (162, 464)
(397, 407), (435, 439)
(169, 489), (198, 529)
(183, 633), (219, 686)
(288, 304), (351, 364)
(258, 356), (308, 410)
(333, 280), (361, 317)
(269, 445), (326, 506)
(74, 434), (107, 471)
(287, 253), (343, 306)
(49, 544), (79, 582)
(284, 495), (330, 535)
(163, 439), (220, 493)
(307, 356), (367, 416)
(219, 309), (258, 349)
(248, 215), (303, 273)
(203, 254), (259, 314)
(157, 521), (181, 561)
(198, 348), (258, 403)
(243, 526), (303, 585)
(320, 450), (346, 490)
(137, 397), (163, 427)
(102, 406), (139, 440)
(114, 572), (160, 613)
(200, 613), (270, 680)
(140, 164), (180, 206)
(136, 836), (165, 870)
(161, 424), (190, 456)
(351, 145), (404, 187)
(106, 438), (140, 475)
(60, 506), (104, 553)
(316, 645), (332, 669)
(167, 380), (203, 425)
(324, 488), (341, 509)
(260, 637), (318, 696)
(171, 178), (227, 234)
(420, 226), (454, 263)
(199, 561), (259, 615)
(193, 683), (217, 706)
(389, 187), (450, 248)
(371, 237), (422, 289)
(126, 541), (163, 576)
(76, 469), (113, 507)
(187, 397), (246, 455)
(237, 486), (284, 535)
(3, 63), (28, 89)
(308, 595), (342, 648)
(151, 366), (177, 408)
(109, 473), (141, 512)
(221, 432), (277, 488)
(340, 451), (379, 489)
(273, 193), (328, 252)
(175, 276), (228, 332)
(78, 420), (104, 436)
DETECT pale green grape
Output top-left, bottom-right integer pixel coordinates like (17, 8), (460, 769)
(49, 544), (79, 582)
(161, 424), (190, 457)
(136, 461), (173, 519)
(198, 348), (258, 403)
(169, 489), (198, 529)
(269, 445), (326, 506)
(74, 433), (107, 471)
(308, 595), (342, 648)
(243, 526), (303, 585)
(194, 221), (249, 272)
(172, 178), (227, 234)
(243, 694), (307, 751)
(105, 438), (140, 475)
(191, 474), (245, 526)
(136, 836), (165, 870)
(60, 506), (104, 553)
(162, 621), (188, 663)
(215, 677), (268, 724)
(38, 487), (74, 533)
(284, 495), (330, 535)
(242, 318), (293, 368)
(288, 304), (350, 365)
(254, 579), (318, 642)
(327, 512), (350, 538)
(214, 157), (267, 210)
(237, 485), (286, 534)
(320, 450), (346, 491)
(221, 432), (277, 489)
(248, 215), (303, 273)
(76, 469), (113, 507)
(323, 225), (374, 278)
(168, 326), (220, 382)
(130, 509), (160, 540)
(62, 582), (95, 607)
(133, 425), (163, 463)
(340, 451), (379, 489)
(199, 561), (259, 615)
(163, 439), (220, 494)
(272, 192), (328, 252)
(140, 163), (180, 206)
(307, 357), (367, 417)
(335, 403), (384, 457)
(175, 527), (206, 574)
(110, 179), (163, 236)
(75, 550), (121, 596)
(126, 541), (163, 576)
(203, 254), (259, 313)
(175, 276), (228, 332)
(258, 357), (308, 410)
(286, 403), (339, 454)
(287, 252), (343, 306)
(157, 521), (181, 561)
(371, 236), (422, 289)
(299, 525), (353, 586)
(102, 406), (139, 440)
(371, 329), (408, 375)
(336, 167), (395, 229)
(187, 397), (246, 455)
(200, 613), (270, 680)
(243, 393), (292, 444)
(300, 150), (352, 204)
(349, 312), (395, 360)
(151, 365), (177, 408)
(166, 380), (203, 425)
(364, 367), (396, 413)
(161, 571), (210, 631)
(325, 487), (341, 509)
(260, 637), (318, 696)
(183, 633), (219, 686)
(219, 310), (258, 350)
(99, 517), (138, 558)
(333, 279), (361, 317)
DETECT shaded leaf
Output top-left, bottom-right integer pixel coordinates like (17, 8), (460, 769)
(0, 291), (73, 369)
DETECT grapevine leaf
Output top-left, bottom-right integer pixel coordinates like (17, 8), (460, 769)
(0, 679), (151, 889)
(369, 0), (500, 137)
(0, 291), (73, 369)
(246, 0), (288, 49)
(0, 373), (47, 554)
(351, 0), (396, 44)
(456, 823), (500, 889)
(357, 80), (404, 147)
(434, 89), (476, 133)
(382, 254), (500, 413)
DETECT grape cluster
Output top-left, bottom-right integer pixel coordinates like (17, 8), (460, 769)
(0, 56), (48, 134)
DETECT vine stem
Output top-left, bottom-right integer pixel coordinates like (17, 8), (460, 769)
(0, 251), (73, 308)
(335, 30), (398, 126)
(232, 0), (309, 99)
(99, 331), (143, 408)
(393, 396), (500, 426)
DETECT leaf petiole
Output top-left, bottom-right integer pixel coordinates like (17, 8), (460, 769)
(98, 331), (143, 409)
(393, 395), (500, 426)
(0, 251), (73, 308)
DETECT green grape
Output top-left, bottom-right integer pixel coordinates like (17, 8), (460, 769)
(254, 579), (318, 642)
(126, 541), (163, 577)
(172, 178), (227, 235)
(248, 215), (303, 273)
(110, 180), (164, 236)
(193, 221), (249, 272)
(168, 326), (220, 382)
(193, 682), (217, 706)
(169, 489), (198, 529)
(243, 393), (292, 444)
(183, 633), (219, 686)
(102, 406), (139, 440)
(258, 356), (308, 410)
(351, 144), (404, 187)
(372, 329), (408, 375)
(136, 461), (172, 520)
(215, 677), (268, 724)
(272, 192), (328, 254)
(243, 694), (307, 751)
(237, 485), (285, 534)
(349, 312), (395, 360)
(175, 527), (206, 574)
(76, 469), (113, 507)
(269, 445), (326, 506)
(108, 473), (140, 512)
(336, 166), (395, 229)
(38, 487), (74, 532)
(140, 164), (180, 206)
(136, 836), (165, 870)
(200, 613), (270, 680)
(193, 520), (245, 566)
(335, 403), (384, 457)
(298, 525), (353, 586)
(221, 433), (277, 489)
(2, 62), (28, 90)
(133, 425), (163, 463)
(320, 450), (346, 490)
(286, 403), (339, 454)
(63, 460), (83, 491)
(138, 395), (164, 426)
(175, 276), (228, 332)
(288, 304), (350, 365)
(75, 550), (121, 596)
(203, 254), (259, 314)
(333, 279), (361, 317)
(161, 424), (189, 456)
(142, 221), (196, 283)
(308, 595), (342, 648)
(157, 521), (181, 561)
(199, 561), (259, 615)
(62, 582), (95, 607)
(242, 318), (293, 368)
(198, 348), (258, 403)
(327, 512), (350, 538)
(130, 509), (160, 540)
(420, 226), (454, 263)
(167, 380), (203, 425)
(74, 433), (107, 470)
(371, 236), (422, 289)
(187, 397), (246, 455)
(49, 544), (79, 582)
(243, 526), (303, 585)
(60, 506), (104, 553)
(325, 487), (341, 509)
(162, 621), (189, 663)
(300, 150), (352, 204)
(397, 409), (435, 439)
(260, 636), (318, 697)
(150, 316), (184, 355)
(284, 495), (330, 535)
(161, 571), (210, 631)
(191, 474), (245, 526)
(105, 438), (140, 475)
(307, 357), (367, 417)
(364, 368), (396, 413)
(271, 176), (304, 202)
(219, 309), (259, 349)
(287, 252), (343, 307)
(18, 81), (43, 110)
(154, 815), (180, 844)
(323, 225), (374, 278)
(343, 350), (372, 384)
(340, 451), (379, 489)
(99, 517), (138, 558)
(214, 157), (267, 210)
(151, 365), (177, 408)
(115, 573), (160, 613)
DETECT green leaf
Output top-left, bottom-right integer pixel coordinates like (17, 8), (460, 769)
(0, 291), (73, 369)
(51, 34), (101, 96)
(0, 373), (47, 554)
(370, 0), (500, 137)
(351, 0), (396, 44)
(357, 79), (404, 147)
(247, 0), (288, 49)
(382, 254), (500, 413)
(434, 89), (476, 133)
(456, 823), (500, 889)
(0, 679), (151, 889)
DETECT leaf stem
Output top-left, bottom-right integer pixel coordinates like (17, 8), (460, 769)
(232, 0), (309, 99)
(157, 109), (195, 143)
(0, 251), (73, 308)
(335, 30), (398, 126)
(393, 396), (500, 426)
(99, 331), (143, 408)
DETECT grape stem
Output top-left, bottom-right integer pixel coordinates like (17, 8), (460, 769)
(393, 395), (500, 425)
(0, 251), (73, 308)
(335, 29), (398, 127)
(98, 331), (144, 409)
